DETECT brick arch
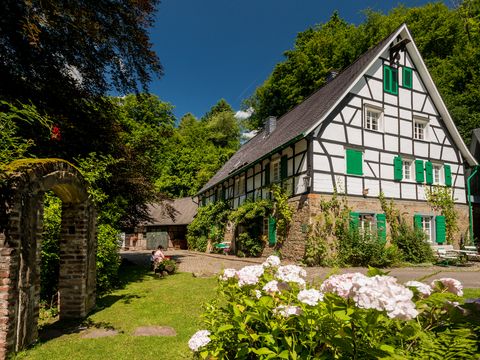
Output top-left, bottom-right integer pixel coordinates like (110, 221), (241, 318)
(0, 159), (97, 358)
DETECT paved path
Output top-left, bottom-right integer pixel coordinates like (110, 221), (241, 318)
(121, 250), (480, 288)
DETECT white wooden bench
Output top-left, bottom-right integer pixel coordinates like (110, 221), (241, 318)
(432, 245), (460, 263)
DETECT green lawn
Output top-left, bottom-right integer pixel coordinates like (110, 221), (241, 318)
(15, 265), (217, 360)
(14, 264), (480, 360)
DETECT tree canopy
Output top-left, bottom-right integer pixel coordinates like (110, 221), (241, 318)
(246, 1), (480, 143)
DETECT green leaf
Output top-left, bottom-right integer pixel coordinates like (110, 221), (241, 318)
(217, 324), (234, 333)
(379, 344), (395, 354)
(333, 310), (351, 321)
(251, 347), (275, 355)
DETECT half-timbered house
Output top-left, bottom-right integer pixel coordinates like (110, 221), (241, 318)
(198, 24), (477, 259)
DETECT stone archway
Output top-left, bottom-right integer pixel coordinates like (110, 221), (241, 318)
(0, 159), (96, 358)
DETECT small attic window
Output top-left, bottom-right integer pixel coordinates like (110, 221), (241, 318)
(383, 65), (398, 95)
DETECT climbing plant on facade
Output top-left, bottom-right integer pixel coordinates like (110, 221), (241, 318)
(425, 186), (459, 244)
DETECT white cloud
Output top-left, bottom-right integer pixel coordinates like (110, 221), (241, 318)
(235, 107), (254, 120)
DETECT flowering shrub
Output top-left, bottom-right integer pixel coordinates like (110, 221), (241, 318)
(189, 256), (479, 359)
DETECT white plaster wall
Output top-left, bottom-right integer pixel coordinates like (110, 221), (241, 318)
(346, 176), (363, 195)
(313, 154), (331, 172)
(381, 180), (400, 198)
(314, 173), (335, 193)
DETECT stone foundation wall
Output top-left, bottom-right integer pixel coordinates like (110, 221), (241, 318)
(277, 193), (470, 262)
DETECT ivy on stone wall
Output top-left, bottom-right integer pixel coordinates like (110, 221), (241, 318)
(425, 186), (459, 244)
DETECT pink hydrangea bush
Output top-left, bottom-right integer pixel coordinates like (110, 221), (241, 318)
(190, 258), (478, 359)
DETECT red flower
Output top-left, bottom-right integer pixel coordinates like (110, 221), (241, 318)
(51, 125), (61, 141)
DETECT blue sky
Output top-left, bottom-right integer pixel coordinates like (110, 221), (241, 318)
(149, 0), (446, 120)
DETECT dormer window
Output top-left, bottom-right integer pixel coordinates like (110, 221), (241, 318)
(413, 117), (429, 141)
(364, 105), (383, 132)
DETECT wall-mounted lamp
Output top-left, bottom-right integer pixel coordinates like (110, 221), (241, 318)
(303, 175), (311, 192)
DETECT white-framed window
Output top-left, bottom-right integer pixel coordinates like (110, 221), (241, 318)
(235, 175), (245, 196)
(420, 216), (433, 243)
(359, 213), (375, 233)
(413, 118), (429, 141)
(272, 159), (281, 183)
(403, 159), (413, 180)
(433, 164), (443, 185)
(364, 105), (383, 132)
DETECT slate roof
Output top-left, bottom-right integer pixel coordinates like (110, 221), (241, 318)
(199, 27), (400, 194)
(144, 197), (197, 226)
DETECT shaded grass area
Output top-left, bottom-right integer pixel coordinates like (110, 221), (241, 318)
(14, 264), (217, 360)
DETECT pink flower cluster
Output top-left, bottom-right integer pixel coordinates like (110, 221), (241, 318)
(188, 330), (211, 351)
(275, 265), (307, 288)
(263, 255), (281, 268)
(263, 280), (289, 294)
(274, 305), (303, 317)
(405, 281), (433, 297)
(236, 265), (264, 287)
(297, 288), (324, 306)
(431, 278), (463, 296)
(321, 273), (418, 320)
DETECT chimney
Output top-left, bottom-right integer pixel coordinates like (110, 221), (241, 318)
(325, 70), (339, 83)
(264, 116), (277, 136)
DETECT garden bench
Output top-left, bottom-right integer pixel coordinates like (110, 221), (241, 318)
(432, 245), (460, 265)
(214, 242), (231, 254)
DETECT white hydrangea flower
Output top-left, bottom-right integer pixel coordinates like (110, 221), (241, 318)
(237, 265), (264, 287)
(219, 268), (237, 281)
(188, 330), (211, 352)
(297, 288), (324, 306)
(320, 273), (368, 299)
(262, 280), (289, 294)
(276, 265), (307, 288)
(405, 281), (433, 297)
(254, 290), (262, 299)
(262, 255), (281, 268)
(273, 305), (303, 317)
(431, 278), (463, 296)
(321, 273), (418, 320)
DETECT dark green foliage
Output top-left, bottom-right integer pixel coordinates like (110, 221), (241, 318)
(229, 199), (273, 257)
(96, 223), (121, 293)
(392, 222), (435, 264)
(246, 2), (480, 143)
(187, 202), (230, 251)
(337, 228), (400, 267)
(236, 232), (263, 257)
(156, 101), (241, 197)
(40, 192), (61, 302)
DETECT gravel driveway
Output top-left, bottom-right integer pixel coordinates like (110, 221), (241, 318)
(121, 250), (480, 288)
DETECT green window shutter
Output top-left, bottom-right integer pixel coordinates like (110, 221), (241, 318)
(346, 149), (363, 175)
(425, 161), (433, 185)
(280, 155), (288, 180)
(350, 212), (360, 230)
(413, 214), (422, 230)
(264, 163), (270, 185)
(403, 67), (413, 89)
(268, 215), (276, 245)
(415, 160), (424, 183)
(444, 164), (452, 187)
(394, 156), (403, 181)
(435, 215), (446, 244)
(383, 66), (391, 93)
(384, 65), (398, 95)
(376, 213), (387, 244)
(391, 68), (398, 95)
(221, 187), (226, 200)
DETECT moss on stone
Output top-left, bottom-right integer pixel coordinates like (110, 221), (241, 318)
(2, 158), (78, 176)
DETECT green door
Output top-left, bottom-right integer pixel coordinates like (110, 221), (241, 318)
(146, 227), (169, 250)
(268, 216), (276, 246)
